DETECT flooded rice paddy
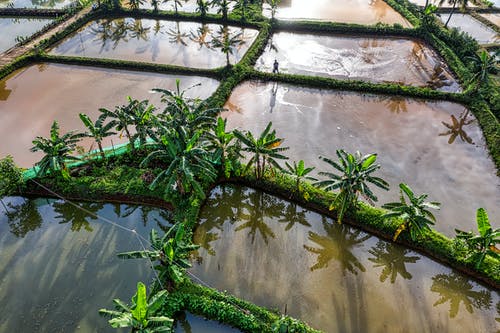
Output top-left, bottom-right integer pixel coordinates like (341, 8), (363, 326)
(0, 17), (52, 53)
(192, 185), (500, 333)
(174, 312), (241, 333)
(0, 63), (219, 167)
(262, 0), (411, 26)
(49, 18), (258, 68)
(439, 14), (500, 44)
(481, 13), (500, 27)
(0, 197), (158, 333)
(222, 81), (500, 236)
(132, 0), (233, 14)
(0, 0), (73, 8)
(256, 32), (459, 92)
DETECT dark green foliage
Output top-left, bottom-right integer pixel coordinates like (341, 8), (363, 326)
(0, 156), (24, 197)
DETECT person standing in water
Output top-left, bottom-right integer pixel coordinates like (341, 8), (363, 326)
(273, 59), (279, 73)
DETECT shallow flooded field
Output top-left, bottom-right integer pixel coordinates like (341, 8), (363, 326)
(0, 17), (52, 53)
(192, 185), (500, 333)
(0, 0), (73, 8)
(222, 81), (500, 235)
(0, 63), (219, 167)
(50, 18), (258, 68)
(132, 0), (233, 14)
(262, 0), (411, 26)
(256, 32), (459, 91)
(439, 14), (499, 44)
(480, 13), (500, 27)
(174, 312), (241, 332)
(0, 197), (158, 333)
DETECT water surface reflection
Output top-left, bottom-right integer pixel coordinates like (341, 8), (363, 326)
(192, 185), (499, 333)
(0, 63), (219, 167)
(263, 0), (410, 26)
(256, 32), (460, 92)
(438, 14), (499, 44)
(222, 81), (500, 235)
(50, 18), (258, 68)
(0, 197), (164, 332)
(0, 0), (72, 8)
(0, 18), (53, 53)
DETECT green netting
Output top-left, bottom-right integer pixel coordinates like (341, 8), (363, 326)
(23, 140), (136, 181)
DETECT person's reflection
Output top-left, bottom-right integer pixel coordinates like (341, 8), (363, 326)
(269, 82), (278, 113)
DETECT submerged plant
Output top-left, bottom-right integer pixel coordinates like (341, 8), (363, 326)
(455, 208), (500, 269)
(315, 149), (389, 224)
(382, 183), (440, 241)
(99, 281), (173, 332)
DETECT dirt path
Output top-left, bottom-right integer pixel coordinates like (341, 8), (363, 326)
(0, 7), (91, 69)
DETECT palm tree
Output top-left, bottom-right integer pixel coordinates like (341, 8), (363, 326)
(466, 50), (499, 91)
(368, 241), (420, 283)
(438, 110), (474, 144)
(233, 121), (289, 179)
(163, 0), (184, 13)
(99, 281), (173, 331)
(79, 113), (116, 159)
(128, 0), (145, 10)
(314, 149), (389, 224)
(284, 159), (316, 193)
(206, 117), (242, 178)
(382, 183), (440, 241)
(211, 25), (245, 66)
(151, 0), (159, 11)
(455, 208), (499, 269)
(211, 0), (232, 20)
(118, 224), (200, 289)
(441, 0), (476, 28)
(431, 273), (492, 318)
(30, 121), (85, 179)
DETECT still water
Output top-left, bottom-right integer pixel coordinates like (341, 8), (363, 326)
(0, 17), (52, 53)
(0, 63), (219, 167)
(0, 0), (73, 8)
(192, 185), (500, 333)
(256, 32), (460, 92)
(222, 81), (500, 235)
(439, 14), (499, 44)
(50, 18), (258, 68)
(480, 13), (500, 27)
(0, 197), (159, 332)
(262, 0), (411, 26)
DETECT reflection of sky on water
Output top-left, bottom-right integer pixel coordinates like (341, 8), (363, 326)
(50, 18), (258, 68)
(0, 63), (219, 167)
(263, 0), (410, 26)
(0, 18), (52, 53)
(0, 0), (73, 8)
(0, 197), (161, 333)
(439, 14), (500, 44)
(192, 185), (499, 333)
(256, 32), (460, 92)
(223, 81), (500, 236)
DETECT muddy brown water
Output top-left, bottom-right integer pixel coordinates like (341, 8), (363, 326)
(0, 17), (53, 53)
(439, 14), (499, 44)
(222, 81), (500, 236)
(0, 63), (219, 167)
(49, 18), (258, 68)
(192, 185), (500, 333)
(262, 0), (411, 26)
(256, 32), (460, 92)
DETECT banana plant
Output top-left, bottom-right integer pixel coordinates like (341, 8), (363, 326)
(284, 159), (317, 194)
(79, 113), (116, 159)
(118, 224), (199, 290)
(315, 149), (389, 224)
(99, 281), (173, 332)
(382, 183), (440, 241)
(455, 208), (500, 269)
